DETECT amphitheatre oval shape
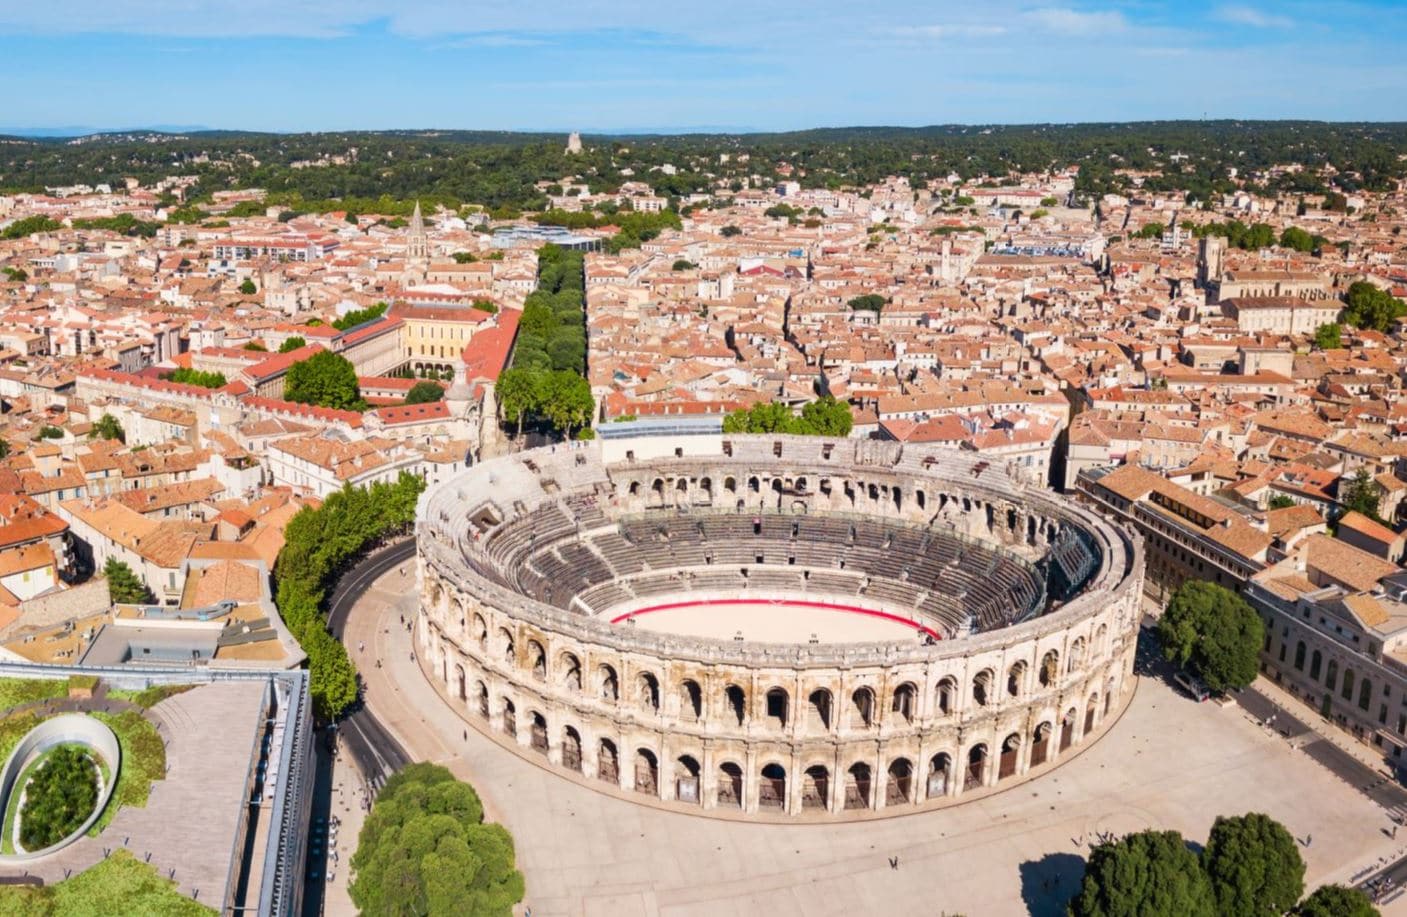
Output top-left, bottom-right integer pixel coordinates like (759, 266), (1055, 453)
(416, 435), (1144, 819)
(0, 714), (122, 860)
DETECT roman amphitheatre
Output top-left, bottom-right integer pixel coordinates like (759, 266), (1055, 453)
(415, 433), (1144, 819)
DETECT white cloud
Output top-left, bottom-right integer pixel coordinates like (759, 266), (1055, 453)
(1215, 5), (1295, 28)
(886, 23), (1009, 40)
(1024, 7), (1127, 36)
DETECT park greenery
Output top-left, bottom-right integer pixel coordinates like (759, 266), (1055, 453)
(349, 763), (524, 917)
(723, 397), (854, 438)
(104, 557), (152, 605)
(1268, 494), (1298, 510)
(1313, 322), (1342, 350)
(1343, 281), (1407, 333)
(71, 214), (162, 238)
(274, 472), (425, 719)
(405, 381), (444, 405)
(1, 267), (27, 282)
(18, 744), (99, 850)
(90, 708), (167, 833)
(1068, 813), (1371, 917)
(498, 244), (594, 439)
(243, 340), (267, 352)
(90, 413), (124, 443)
(1156, 580), (1263, 694)
(532, 208), (682, 253)
(36, 426), (63, 440)
(0, 216), (61, 239)
(847, 294), (887, 314)
(0, 848), (213, 916)
(332, 302), (389, 331)
(162, 367), (228, 389)
(285, 350), (365, 412)
(279, 336), (306, 353)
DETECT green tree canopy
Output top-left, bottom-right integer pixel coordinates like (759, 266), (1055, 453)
(91, 413), (125, 443)
(1156, 580), (1264, 694)
(238, 278), (257, 296)
(1340, 467), (1384, 522)
(163, 367), (227, 389)
(333, 302), (389, 331)
(279, 336), (307, 353)
(1268, 494), (1297, 510)
(1295, 884), (1380, 917)
(104, 557), (152, 605)
(350, 763), (524, 917)
(723, 397), (854, 437)
(405, 381), (444, 405)
(1313, 322), (1342, 350)
(285, 350), (363, 411)
(1344, 281), (1406, 332)
(847, 294), (886, 314)
(1279, 226), (1317, 252)
(243, 341), (268, 352)
(1201, 813), (1305, 917)
(1069, 830), (1216, 917)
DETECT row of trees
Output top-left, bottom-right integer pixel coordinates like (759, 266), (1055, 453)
(162, 367), (227, 389)
(1070, 812), (1376, 917)
(349, 763), (524, 915)
(274, 472), (425, 718)
(722, 397), (854, 437)
(496, 369), (594, 440)
(332, 302), (388, 331)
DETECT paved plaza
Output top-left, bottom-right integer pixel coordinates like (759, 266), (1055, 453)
(349, 562), (1407, 916)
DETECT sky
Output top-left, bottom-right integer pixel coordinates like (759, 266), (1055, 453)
(1, 0), (1405, 133)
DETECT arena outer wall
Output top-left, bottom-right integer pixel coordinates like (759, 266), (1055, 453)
(414, 435), (1144, 820)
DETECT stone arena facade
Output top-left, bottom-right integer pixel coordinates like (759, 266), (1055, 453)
(414, 435), (1144, 819)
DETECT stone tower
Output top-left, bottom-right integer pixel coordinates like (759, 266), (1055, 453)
(406, 201), (429, 264)
(1197, 235), (1224, 287)
(565, 132), (583, 155)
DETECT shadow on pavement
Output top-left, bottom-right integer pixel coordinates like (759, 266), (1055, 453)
(1018, 851), (1085, 917)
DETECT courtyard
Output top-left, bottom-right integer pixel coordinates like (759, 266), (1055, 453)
(349, 561), (1407, 916)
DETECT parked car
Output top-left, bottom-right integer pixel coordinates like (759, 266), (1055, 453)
(1173, 670), (1210, 702)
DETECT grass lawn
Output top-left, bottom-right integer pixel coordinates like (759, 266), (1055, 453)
(104, 684), (194, 709)
(88, 710), (165, 834)
(0, 849), (214, 916)
(0, 679), (67, 713)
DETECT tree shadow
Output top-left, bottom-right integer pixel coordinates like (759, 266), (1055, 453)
(1019, 851), (1086, 917)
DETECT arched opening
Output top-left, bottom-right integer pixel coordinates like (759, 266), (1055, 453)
(724, 685), (746, 725)
(530, 712), (548, 753)
(1294, 641), (1306, 671)
(634, 749), (659, 795)
(845, 762), (872, 809)
(502, 699), (517, 738)
(638, 672), (661, 713)
(724, 476), (737, 494)
(765, 687), (789, 729)
(803, 764), (830, 810)
(748, 476), (760, 493)
(916, 489), (926, 510)
(599, 664), (619, 703)
(851, 687), (875, 727)
(680, 680), (702, 721)
(1060, 708), (1077, 750)
(1359, 677), (1373, 711)
(927, 753), (951, 799)
(562, 726), (582, 772)
(628, 481), (640, 497)
(650, 478), (665, 508)
(528, 640), (546, 681)
(561, 653), (582, 691)
(1039, 650), (1058, 688)
(1342, 668), (1356, 701)
(473, 614), (487, 649)
(891, 682), (917, 723)
(456, 664), (466, 701)
(972, 670), (994, 707)
(999, 732), (1021, 779)
(676, 755), (701, 804)
(598, 739), (619, 784)
(1310, 650), (1323, 680)
(1006, 661), (1026, 698)
(499, 627), (515, 664)
(965, 744), (987, 789)
(1067, 637), (1086, 673)
(1031, 721), (1053, 767)
(808, 689), (832, 732)
(886, 758), (913, 805)
(759, 763), (787, 810)
(936, 678), (956, 715)
(1084, 695), (1099, 734)
(718, 762), (743, 808)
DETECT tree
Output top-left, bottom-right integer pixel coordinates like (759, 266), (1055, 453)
(1295, 884), (1379, 917)
(91, 414), (125, 443)
(104, 557), (152, 605)
(1156, 580), (1264, 694)
(848, 294), (886, 314)
(1069, 830), (1216, 917)
(1267, 494), (1296, 510)
(1344, 281), (1406, 333)
(279, 336), (307, 353)
(1040, 196), (1059, 207)
(36, 425), (63, 440)
(405, 381), (444, 405)
(1340, 467), (1384, 521)
(672, 259), (697, 271)
(19, 745), (99, 850)
(799, 396), (854, 437)
(345, 210), (359, 225)
(163, 367), (227, 389)
(238, 278), (257, 296)
(1, 267), (27, 282)
(539, 371), (594, 438)
(720, 225), (742, 238)
(332, 302), (389, 330)
(350, 763), (524, 917)
(1201, 813), (1304, 917)
(723, 397), (853, 437)
(285, 350), (363, 411)
(495, 368), (541, 439)
(1313, 323), (1342, 350)
(1280, 226), (1316, 253)
(243, 341), (268, 352)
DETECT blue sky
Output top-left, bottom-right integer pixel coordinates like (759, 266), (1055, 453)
(1, 1), (1405, 132)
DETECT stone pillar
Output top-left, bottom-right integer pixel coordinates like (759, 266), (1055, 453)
(743, 747), (759, 815)
(700, 742), (716, 811)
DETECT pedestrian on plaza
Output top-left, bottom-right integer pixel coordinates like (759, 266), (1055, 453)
(358, 641), (365, 654)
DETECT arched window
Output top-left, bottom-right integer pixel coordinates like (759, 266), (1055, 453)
(680, 680), (702, 720)
(1293, 641), (1306, 671)
(1039, 651), (1059, 688)
(1006, 661), (1027, 698)
(1359, 677), (1373, 712)
(724, 685), (746, 725)
(936, 678), (956, 715)
(972, 670), (994, 707)
(808, 689), (832, 731)
(638, 672), (661, 712)
(1310, 650), (1322, 680)
(599, 665), (619, 703)
(852, 687), (875, 727)
(765, 688), (789, 728)
(759, 763), (787, 809)
(891, 682), (916, 723)
(1342, 668), (1355, 701)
